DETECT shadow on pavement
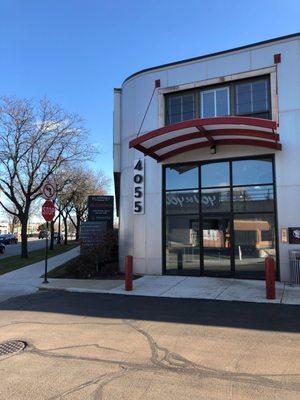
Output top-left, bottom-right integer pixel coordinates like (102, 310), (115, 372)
(0, 290), (300, 333)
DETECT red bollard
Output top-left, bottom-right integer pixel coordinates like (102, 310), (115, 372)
(125, 255), (133, 291)
(265, 257), (276, 300)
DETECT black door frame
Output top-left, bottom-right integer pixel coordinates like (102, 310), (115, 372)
(162, 154), (279, 280)
(201, 213), (233, 277)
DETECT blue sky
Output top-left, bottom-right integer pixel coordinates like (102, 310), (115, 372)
(0, 0), (299, 194)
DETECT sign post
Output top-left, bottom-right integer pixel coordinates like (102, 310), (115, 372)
(42, 200), (55, 283)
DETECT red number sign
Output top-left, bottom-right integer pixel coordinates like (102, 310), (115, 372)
(42, 200), (55, 221)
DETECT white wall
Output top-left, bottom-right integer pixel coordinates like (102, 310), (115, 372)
(117, 36), (300, 280)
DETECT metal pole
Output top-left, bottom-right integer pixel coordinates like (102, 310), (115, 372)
(43, 221), (49, 284)
(57, 207), (61, 244)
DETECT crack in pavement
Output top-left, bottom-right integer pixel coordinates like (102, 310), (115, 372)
(1, 318), (299, 398)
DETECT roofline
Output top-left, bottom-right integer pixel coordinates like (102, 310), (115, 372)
(123, 32), (300, 85)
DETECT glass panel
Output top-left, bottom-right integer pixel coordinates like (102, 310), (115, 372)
(203, 216), (231, 274)
(234, 214), (276, 278)
(216, 88), (229, 116)
(233, 186), (274, 212)
(166, 191), (199, 215)
(232, 158), (273, 185)
(182, 94), (194, 121)
(166, 164), (198, 190)
(168, 97), (181, 124)
(166, 215), (200, 275)
(201, 162), (230, 187)
(252, 80), (268, 112)
(201, 188), (230, 212)
(201, 91), (215, 117)
(235, 82), (252, 114)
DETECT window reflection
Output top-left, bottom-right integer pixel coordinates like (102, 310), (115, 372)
(166, 191), (199, 215)
(166, 164), (198, 190)
(234, 214), (276, 277)
(233, 186), (274, 212)
(201, 162), (230, 188)
(232, 158), (273, 185)
(166, 215), (199, 274)
(201, 188), (230, 212)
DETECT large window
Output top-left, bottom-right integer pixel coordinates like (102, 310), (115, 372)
(164, 156), (277, 279)
(165, 76), (271, 125)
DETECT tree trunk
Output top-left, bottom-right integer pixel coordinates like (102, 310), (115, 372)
(49, 220), (55, 250)
(75, 211), (80, 241)
(63, 216), (68, 245)
(57, 210), (61, 244)
(20, 217), (28, 258)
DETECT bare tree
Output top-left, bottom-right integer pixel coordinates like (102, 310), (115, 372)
(1, 204), (20, 233)
(0, 96), (95, 258)
(67, 167), (110, 241)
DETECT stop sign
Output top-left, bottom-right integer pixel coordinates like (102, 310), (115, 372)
(42, 200), (55, 221)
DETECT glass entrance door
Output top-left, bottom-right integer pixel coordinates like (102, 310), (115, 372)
(202, 215), (232, 276)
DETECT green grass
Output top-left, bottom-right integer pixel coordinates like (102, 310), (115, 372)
(0, 241), (79, 276)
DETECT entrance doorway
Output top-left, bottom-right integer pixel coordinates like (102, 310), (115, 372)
(202, 215), (232, 276)
(164, 156), (278, 279)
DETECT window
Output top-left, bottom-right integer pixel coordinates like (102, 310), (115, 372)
(166, 164), (198, 190)
(165, 76), (271, 125)
(232, 158), (273, 185)
(201, 162), (230, 188)
(166, 93), (194, 124)
(235, 78), (269, 118)
(200, 87), (229, 118)
(164, 157), (277, 279)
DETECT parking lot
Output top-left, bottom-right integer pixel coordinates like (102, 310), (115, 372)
(0, 291), (299, 399)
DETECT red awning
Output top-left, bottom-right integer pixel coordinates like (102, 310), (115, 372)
(129, 116), (281, 162)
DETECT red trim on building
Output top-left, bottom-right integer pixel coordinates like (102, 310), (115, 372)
(129, 116), (281, 162)
(157, 139), (282, 162)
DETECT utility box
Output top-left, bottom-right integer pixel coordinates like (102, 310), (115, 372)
(289, 251), (300, 285)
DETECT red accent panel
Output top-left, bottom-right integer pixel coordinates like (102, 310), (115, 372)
(147, 129), (280, 154)
(129, 117), (277, 148)
(155, 79), (161, 88)
(157, 139), (282, 162)
(274, 53), (281, 64)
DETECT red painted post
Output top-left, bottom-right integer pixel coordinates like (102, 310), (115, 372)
(125, 255), (133, 291)
(265, 257), (276, 300)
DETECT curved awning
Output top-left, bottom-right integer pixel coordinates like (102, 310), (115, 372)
(129, 116), (281, 162)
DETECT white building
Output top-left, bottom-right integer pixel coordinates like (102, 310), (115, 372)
(113, 33), (300, 282)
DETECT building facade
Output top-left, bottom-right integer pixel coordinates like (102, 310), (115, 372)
(113, 33), (300, 282)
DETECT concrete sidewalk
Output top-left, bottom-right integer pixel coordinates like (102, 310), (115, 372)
(39, 274), (300, 305)
(0, 246), (80, 303)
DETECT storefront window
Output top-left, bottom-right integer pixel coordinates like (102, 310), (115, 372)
(201, 188), (231, 212)
(164, 156), (277, 279)
(233, 186), (274, 212)
(232, 158), (273, 185)
(165, 215), (199, 274)
(166, 191), (199, 215)
(166, 164), (198, 190)
(234, 214), (276, 278)
(201, 162), (230, 187)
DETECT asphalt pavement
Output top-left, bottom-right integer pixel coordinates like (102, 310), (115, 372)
(0, 238), (46, 259)
(0, 291), (299, 399)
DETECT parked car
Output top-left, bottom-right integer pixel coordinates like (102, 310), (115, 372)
(53, 232), (64, 242)
(0, 243), (5, 254)
(0, 234), (18, 245)
(38, 230), (49, 239)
